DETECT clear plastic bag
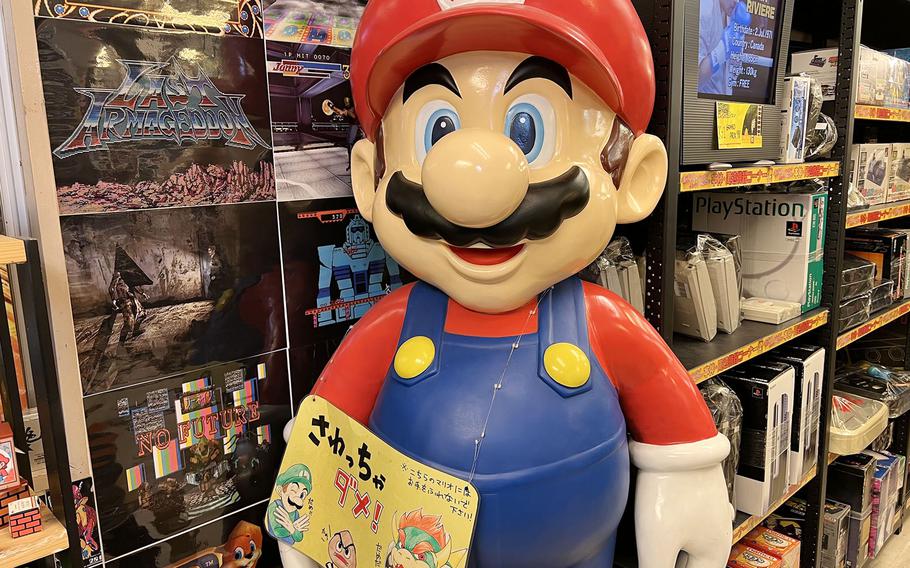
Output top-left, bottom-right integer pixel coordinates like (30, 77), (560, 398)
(700, 378), (743, 505)
(842, 254), (876, 300)
(580, 237), (644, 313)
(870, 280), (895, 312)
(839, 292), (873, 332)
(835, 363), (910, 418)
(694, 234), (743, 334)
(829, 391), (889, 455)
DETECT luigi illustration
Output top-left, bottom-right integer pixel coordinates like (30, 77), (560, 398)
(277, 0), (734, 567)
(267, 464), (313, 546)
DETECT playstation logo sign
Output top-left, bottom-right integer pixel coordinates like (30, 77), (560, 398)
(437, 0), (524, 10)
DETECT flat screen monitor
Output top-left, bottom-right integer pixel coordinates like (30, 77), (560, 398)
(682, 0), (794, 165)
(697, 0), (785, 104)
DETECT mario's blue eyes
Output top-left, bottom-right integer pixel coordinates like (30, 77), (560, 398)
(505, 103), (543, 162)
(426, 109), (460, 150)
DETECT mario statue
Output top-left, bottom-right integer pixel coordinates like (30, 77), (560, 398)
(279, 1), (734, 567)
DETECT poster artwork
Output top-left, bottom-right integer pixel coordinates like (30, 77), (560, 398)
(73, 477), (104, 567)
(272, 396), (479, 568)
(103, 502), (280, 567)
(268, 41), (359, 201)
(278, 198), (407, 349)
(61, 202), (285, 395)
(85, 355), (290, 560)
(263, 0), (366, 47)
(36, 18), (274, 214)
(35, 0), (265, 38)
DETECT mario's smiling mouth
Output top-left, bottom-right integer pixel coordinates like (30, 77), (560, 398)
(448, 244), (525, 265)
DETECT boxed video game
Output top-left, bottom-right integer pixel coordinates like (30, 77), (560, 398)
(766, 345), (825, 485)
(674, 250), (718, 342)
(841, 254), (877, 301)
(850, 144), (892, 207)
(845, 228), (907, 300)
(780, 76), (811, 164)
(722, 362), (795, 516)
(889, 143), (910, 202)
(742, 526), (800, 568)
(863, 450), (899, 558)
(791, 48), (838, 101)
(846, 506), (872, 568)
(693, 192), (827, 312)
(764, 497), (808, 540)
(823, 500), (851, 568)
(839, 292), (872, 333)
(728, 543), (782, 568)
(829, 454), (877, 513)
(870, 280), (895, 312)
(835, 364), (910, 419)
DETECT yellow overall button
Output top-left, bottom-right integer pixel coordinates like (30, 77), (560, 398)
(543, 343), (591, 388)
(394, 336), (436, 379)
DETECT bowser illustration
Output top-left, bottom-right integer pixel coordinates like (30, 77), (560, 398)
(278, 0), (734, 567)
(316, 214), (403, 326)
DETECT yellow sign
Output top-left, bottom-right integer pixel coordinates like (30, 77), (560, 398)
(716, 102), (763, 149)
(268, 396), (479, 568)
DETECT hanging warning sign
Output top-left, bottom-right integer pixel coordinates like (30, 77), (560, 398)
(269, 396), (479, 567)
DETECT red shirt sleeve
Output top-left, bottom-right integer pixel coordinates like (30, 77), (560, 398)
(583, 282), (717, 445)
(311, 283), (413, 424)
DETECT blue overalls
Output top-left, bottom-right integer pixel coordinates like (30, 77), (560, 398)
(369, 278), (630, 567)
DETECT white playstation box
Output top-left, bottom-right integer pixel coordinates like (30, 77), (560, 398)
(674, 250), (717, 342)
(693, 192), (827, 313)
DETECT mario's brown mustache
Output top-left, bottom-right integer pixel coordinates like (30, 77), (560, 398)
(385, 167), (590, 248)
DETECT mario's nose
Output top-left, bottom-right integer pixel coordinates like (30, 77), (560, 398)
(422, 129), (530, 228)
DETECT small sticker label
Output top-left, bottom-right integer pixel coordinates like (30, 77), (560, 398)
(117, 398), (130, 418)
(786, 220), (803, 237)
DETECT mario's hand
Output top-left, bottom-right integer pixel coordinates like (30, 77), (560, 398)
(630, 433), (734, 568)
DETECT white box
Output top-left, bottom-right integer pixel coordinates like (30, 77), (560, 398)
(791, 48), (838, 101)
(724, 362), (796, 516)
(673, 251), (717, 342)
(780, 76), (811, 164)
(889, 143), (910, 202)
(704, 245), (740, 333)
(618, 260), (644, 314)
(851, 143), (892, 206)
(770, 345), (826, 485)
(693, 192), (827, 312)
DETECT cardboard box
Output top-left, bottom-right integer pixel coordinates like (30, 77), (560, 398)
(767, 345), (825, 485)
(791, 48), (838, 101)
(889, 143), (910, 202)
(0, 479), (29, 528)
(863, 450), (899, 558)
(692, 192), (827, 312)
(846, 506), (871, 568)
(780, 76), (811, 164)
(850, 144), (892, 206)
(729, 543), (783, 568)
(829, 454), (876, 514)
(823, 500), (851, 568)
(765, 497), (808, 541)
(742, 526), (800, 568)
(722, 362), (795, 516)
(845, 228), (907, 300)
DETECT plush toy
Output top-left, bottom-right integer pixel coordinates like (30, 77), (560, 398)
(279, 1), (733, 566)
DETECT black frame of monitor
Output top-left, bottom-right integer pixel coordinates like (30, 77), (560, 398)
(682, 0), (795, 165)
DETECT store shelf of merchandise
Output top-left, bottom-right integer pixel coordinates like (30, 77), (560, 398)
(0, 506), (68, 566)
(0, 236), (26, 265)
(854, 105), (910, 122)
(836, 299), (910, 350)
(675, 308), (830, 384)
(731, 466), (818, 544)
(679, 161), (840, 192)
(846, 200), (910, 228)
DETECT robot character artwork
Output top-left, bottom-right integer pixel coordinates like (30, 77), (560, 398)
(313, 214), (402, 327)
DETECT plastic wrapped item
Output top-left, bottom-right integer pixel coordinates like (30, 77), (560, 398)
(579, 237), (644, 313)
(829, 391), (889, 455)
(870, 422), (894, 452)
(848, 180), (870, 211)
(838, 292), (872, 333)
(694, 234), (742, 333)
(674, 249), (717, 341)
(842, 254), (876, 301)
(870, 280), (895, 312)
(834, 363), (910, 418)
(803, 76), (839, 161)
(700, 379), (743, 506)
(741, 297), (802, 324)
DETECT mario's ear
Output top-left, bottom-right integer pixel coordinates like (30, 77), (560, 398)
(615, 134), (668, 225)
(351, 138), (377, 223)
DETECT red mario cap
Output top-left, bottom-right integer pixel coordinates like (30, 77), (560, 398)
(351, 0), (656, 140)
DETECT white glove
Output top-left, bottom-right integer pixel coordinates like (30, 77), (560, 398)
(278, 540), (321, 568)
(631, 433), (734, 568)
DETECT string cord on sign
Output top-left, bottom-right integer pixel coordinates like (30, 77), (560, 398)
(468, 286), (553, 483)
